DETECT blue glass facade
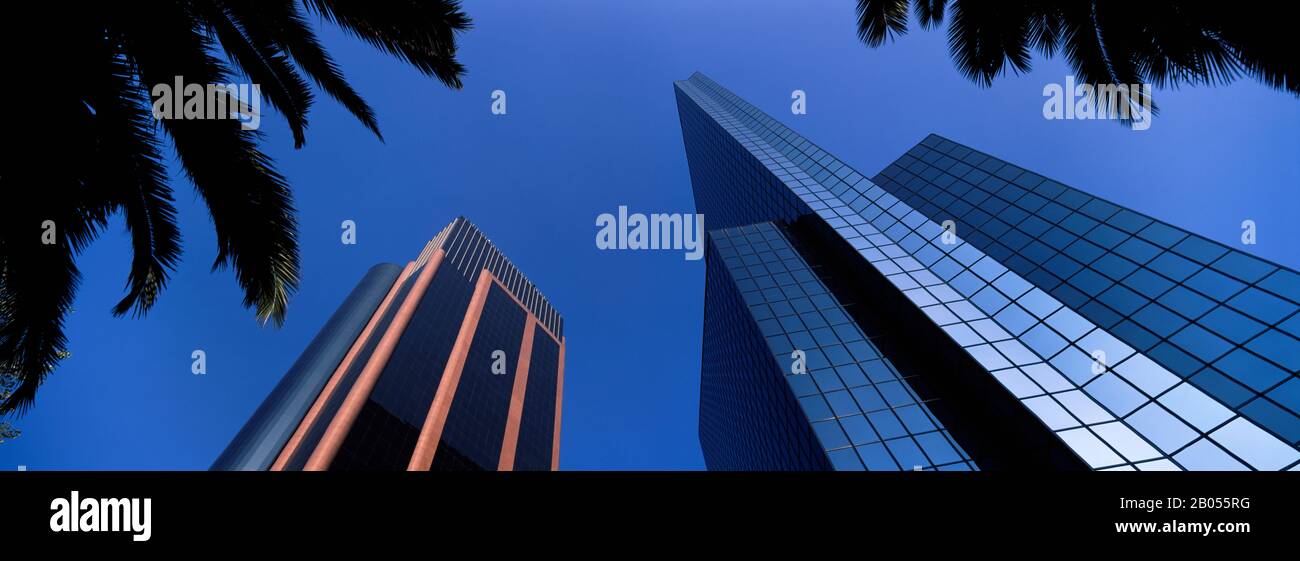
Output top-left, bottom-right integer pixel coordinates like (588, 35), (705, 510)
(676, 72), (1300, 471)
(213, 217), (565, 471)
(874, 137), (1300, 452)
(699, 225), (830, 471)
(705, 223), (975, 471)
(330, 259), (477, 470)
(427, 284), (528, 470)
(514, 323), (561, 470)
(211, 263), (404, 471)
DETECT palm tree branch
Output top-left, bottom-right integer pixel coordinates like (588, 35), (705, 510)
(226, 0), (382, 140)
(303, 0), (471, 88)
(945, 0), (1034, 87)
(0, 105), (89, 414)
(116, 4), (301, 325)
(194, 0), (315, 148)
(86, 52), (184, 317)
(914, 0), (946, 29)
(856, 0), (911, 47)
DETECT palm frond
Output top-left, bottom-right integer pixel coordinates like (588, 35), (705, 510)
(85, 47), (183, 317)
(946, 0), (1034, 87)
(856, 0), (911, 47)
(914, 0), (946, 29)
(853, 0), (1295, 127)
(303, 0), (471, 88)
(1026, 4), (1065, 59)
(0, 116), (88, 414)
(228, 0), (382, 140)
(1, 0), (474, 414)
(195, 1), (315, 148)
(117, 4), (300, 325)
(1214, 8), (1298, 95)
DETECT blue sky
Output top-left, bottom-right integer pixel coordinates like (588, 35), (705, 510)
(2, 0), (1297, 470)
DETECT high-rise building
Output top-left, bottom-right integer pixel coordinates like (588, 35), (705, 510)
(677, 72), (1300, 471)
(213, 217), (565, 471)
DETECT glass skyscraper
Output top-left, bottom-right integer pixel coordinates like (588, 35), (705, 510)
(677, 72), (1300, 471)
(212, 217), (565, 471)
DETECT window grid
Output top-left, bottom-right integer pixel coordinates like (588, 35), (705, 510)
(874, 137), (1300, 447)
(712, 223), (975, 471)
(676, 73), (1300, 470)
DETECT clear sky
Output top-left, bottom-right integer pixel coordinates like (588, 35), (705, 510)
(2, 0), (1297, 470)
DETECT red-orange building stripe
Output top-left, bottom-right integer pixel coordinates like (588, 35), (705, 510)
(407, 268), (495, 470)
(497, 315), (537, 470)
(271, 261), (414, 471)
(303, 249), (446, 470)
(552, 337), (565, 471)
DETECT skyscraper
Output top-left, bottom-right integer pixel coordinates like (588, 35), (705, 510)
(213, 217), (565, 471)
(677, 72), (1300, 471)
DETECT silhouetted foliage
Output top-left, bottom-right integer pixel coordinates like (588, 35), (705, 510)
(857, 0), (1297, 121)
(0, 1), (471, 414)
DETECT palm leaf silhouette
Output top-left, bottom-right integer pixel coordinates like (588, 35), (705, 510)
(857, 0), (1297, 124)
(0, 1), (471, 414)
